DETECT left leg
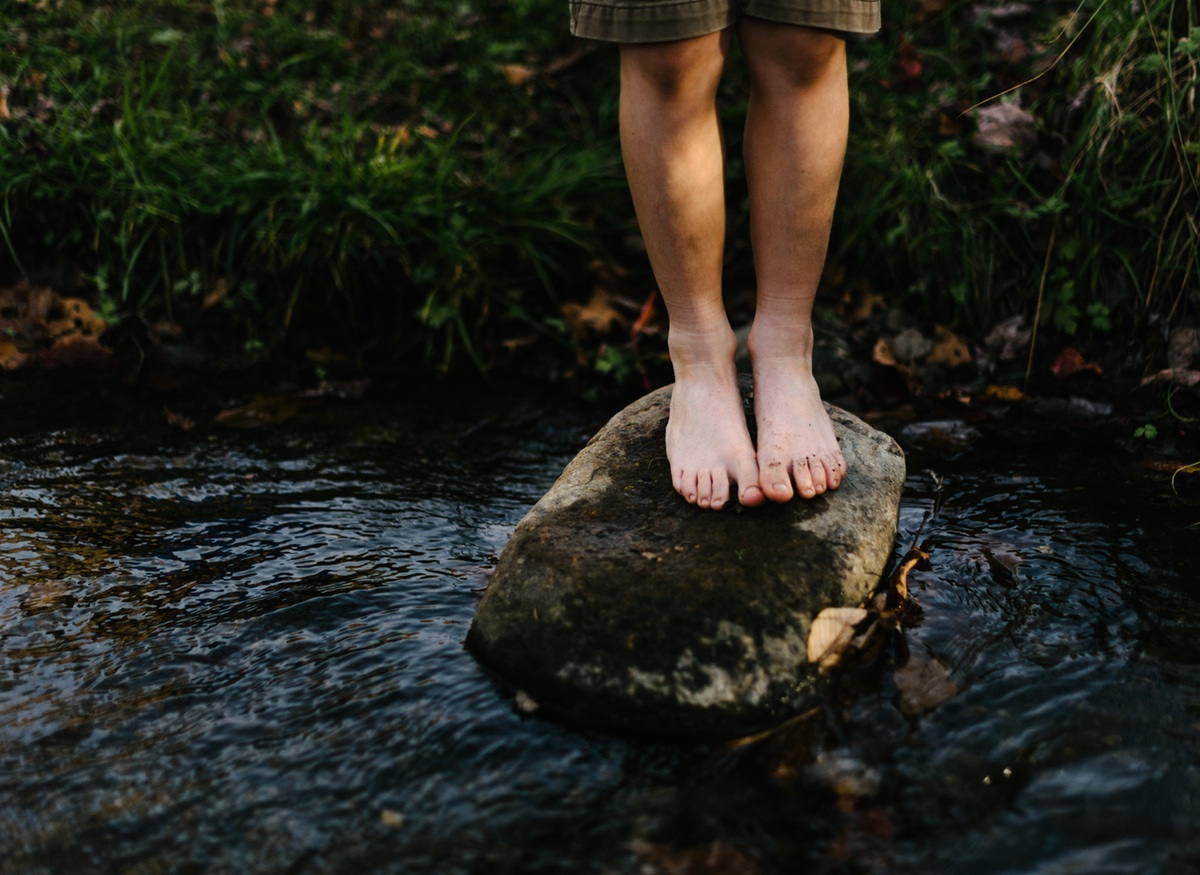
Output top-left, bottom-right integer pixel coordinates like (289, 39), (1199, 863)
(738, 18), (849, 501)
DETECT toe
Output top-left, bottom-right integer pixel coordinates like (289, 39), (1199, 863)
(762, 462), (794, 503)
(792, 458), (817, 499)
(733, 457), (764, 507)
(710, 469), (730, 511)
(808, 455), (829, 495)
(696, 471), (714, 509)
(678, 470), (699, 504)
(823, 454), (845, 490)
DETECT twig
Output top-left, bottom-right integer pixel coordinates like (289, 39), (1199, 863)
(1025, 224), (1057, 391)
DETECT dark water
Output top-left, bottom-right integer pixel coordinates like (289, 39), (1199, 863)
(1, 378), (1197, 874)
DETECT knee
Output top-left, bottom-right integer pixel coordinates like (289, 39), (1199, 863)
(741, 25), (846, 93)
(620, 34), (728, 103)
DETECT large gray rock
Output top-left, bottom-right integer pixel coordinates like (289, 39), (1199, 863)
(467, 378), (905, 738)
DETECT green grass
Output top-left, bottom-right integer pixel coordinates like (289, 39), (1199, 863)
(1, 0), (1195, 375)
(834, 0), (1199, 343)
(1, 0), (626, 367)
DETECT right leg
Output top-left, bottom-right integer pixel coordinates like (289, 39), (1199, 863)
(619, 33), (763, 509)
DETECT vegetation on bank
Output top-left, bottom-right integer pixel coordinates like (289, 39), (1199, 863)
(0, 0), (1196, 380)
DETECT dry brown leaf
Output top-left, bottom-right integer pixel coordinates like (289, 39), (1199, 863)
(562, 288), (623, 338)
(1140, 368), (1200, 388)
(985, 384), (1024, 401)
(1051, 347), (1102, 379)
(1168, 326), (1199, 370)
(501, 63), (536, 86)
(203, 278), (229, 311)
(927, 325), (972, 367)
(0, 86), (9, 122)
(215, 395), (302, 428)
(29, 334), (114, 371)
(0, 337), (27, 370)
(163, 407), (196, 431)
(46, 297), (106, 338)
(807, 607), (869, 666)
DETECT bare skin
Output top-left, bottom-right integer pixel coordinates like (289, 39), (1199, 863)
(619, 22), (848, 508)
(741, 20), (849, 501)
(620, 32), (763, 511)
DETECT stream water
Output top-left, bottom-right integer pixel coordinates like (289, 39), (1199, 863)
(1, 376), (1197, 874)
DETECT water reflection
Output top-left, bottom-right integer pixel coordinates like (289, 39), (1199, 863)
(0, 384), (1197, 873)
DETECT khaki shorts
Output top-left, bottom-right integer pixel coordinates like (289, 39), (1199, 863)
(569, 0), (880, 43)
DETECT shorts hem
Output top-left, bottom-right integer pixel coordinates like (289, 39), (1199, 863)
(569, 0), (880, 42)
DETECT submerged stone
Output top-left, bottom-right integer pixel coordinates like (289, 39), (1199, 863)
(466, 378), (905, 738)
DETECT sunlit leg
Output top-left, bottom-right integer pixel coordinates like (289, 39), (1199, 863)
(619, 32), (763, 509)
(738, 19), (849, 501)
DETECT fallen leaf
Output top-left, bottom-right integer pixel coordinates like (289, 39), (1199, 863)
(807, 607), (869, 667)
(1140, 368), (1200, 388)
(1168, 326), (1199, 370)
(46, 297), (106, 338)
(876, 543), (930, 613)
(896, 37), (923, 84)
(215, 395), (302, 428)
(973, 102), (1037, 152)
(562, 288), (623, 338)
(501, 63), (535, 86)
(1051, 347), (1102, 379)
(895, 650), (957, 715)
(0, 337), (27, 370)
(163, 407), (195, 431)
(985, 384), (1024, 401)
(926, 325), (973, 367)
(514, 690), (539, 714)
(0, 86), (9, 122)
(379, 809), (405, 828)
(28, 334), (114, 371)
(203, 278), (229, 310)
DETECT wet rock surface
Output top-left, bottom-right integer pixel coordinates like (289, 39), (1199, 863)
(467, 378), (906, 738)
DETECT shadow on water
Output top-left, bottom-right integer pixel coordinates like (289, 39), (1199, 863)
(1, 378), (1198, 873)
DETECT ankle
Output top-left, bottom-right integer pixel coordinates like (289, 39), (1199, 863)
(667, 323), (738, 376)
(747, 322), (814, 361)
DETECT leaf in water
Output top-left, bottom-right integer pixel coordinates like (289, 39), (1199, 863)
(807, 607), (869, 667)
(876, 543), (930, 614)
(514, 690), (539, 714)
(379, 809), (405, 828)
(894, 650), (957, 716)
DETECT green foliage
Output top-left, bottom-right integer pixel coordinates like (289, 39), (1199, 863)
(0, 0), (625, 367)
(835, 0), (1198, 338)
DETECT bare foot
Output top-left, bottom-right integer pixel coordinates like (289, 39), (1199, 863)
(748, 326), (847, 502)
(666, 327), (764, 510)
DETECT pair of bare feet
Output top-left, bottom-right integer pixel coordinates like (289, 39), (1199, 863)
(665, 322), (846, 510)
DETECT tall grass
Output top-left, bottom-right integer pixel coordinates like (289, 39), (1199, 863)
(0, 0), (625, 366)
(835, 0), (1198, 344)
